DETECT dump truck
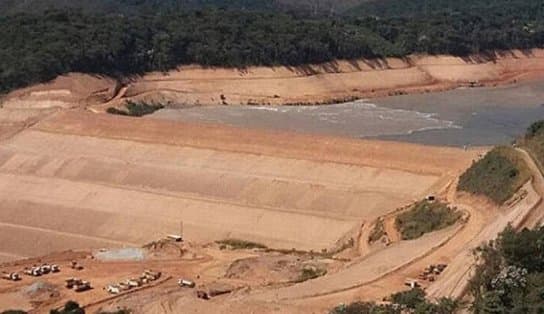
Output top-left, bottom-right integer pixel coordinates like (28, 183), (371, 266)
(2, 272), (21, 281)
(40, 264), (51, 274)
(139, 275), (150, 284)
(105, 285), (121, 295)
(74, 281), (91, 292)
(143, 270), (161, 281)
(24, 267), (41, 277)
(65, 278), (82, 289)
(126, 279), (142, 288)
(118, 282), (132, 291)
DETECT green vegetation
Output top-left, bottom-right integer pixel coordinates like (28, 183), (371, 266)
(0, 0), (279, 16)
(521, 120), (544, 173)
(458, 147), (530, 204)
(216, 239), (267, 250)
(469, 226), (544, 313)
(50, 301), (85, 314)
(395, 200), (461, 240)
(330, 288), (460, 314)
(1, 0), (544, 94)
(368, 218), (385, 243)
(296, 266), (327, 282)
(106, 101), (164, 117)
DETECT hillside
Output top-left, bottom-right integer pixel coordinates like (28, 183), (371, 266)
(1, 1), (544, 96)
(458, 147), (531, 204)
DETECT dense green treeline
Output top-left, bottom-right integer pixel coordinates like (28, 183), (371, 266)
(352, 0), (544, 18)
(0, 0), (279, 16)
(469, 226), (544, 313)
(1, 0), (544, 94)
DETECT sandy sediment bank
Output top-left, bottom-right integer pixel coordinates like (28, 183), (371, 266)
(3, 50), (544, 109)
(107, 49), (544, 107)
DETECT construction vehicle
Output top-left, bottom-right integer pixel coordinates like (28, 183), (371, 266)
(74, 281), (91, 292)
(126, 279), (142, 288)
(404, 279), (420, 289)
(178, 279), (196, 288)
(143, 270), (161, 281)
(24, 267), (41, 277)
(40, 264), (51, 274)
(118, 282), (132, 291)
(105, 285), (121, 295)
(70, 261), (84, 270)
(196, 290), (209, 300)
(2, 272), (21, 281)
(139, 275), (150, 284)
(65, 278), (82, 289)
(167, 234), (183, 242)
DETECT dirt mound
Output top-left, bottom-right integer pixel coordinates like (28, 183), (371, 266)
(2, 74), (117, 109)
(226, 254), (324, 285)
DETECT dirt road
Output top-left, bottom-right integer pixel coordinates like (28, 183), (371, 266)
(425, 148), (544, 300)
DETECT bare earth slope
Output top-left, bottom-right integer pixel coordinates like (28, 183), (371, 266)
(3, 50), (544, 110)
(102, 49), (544, 107)
(0, 110), (477, 260)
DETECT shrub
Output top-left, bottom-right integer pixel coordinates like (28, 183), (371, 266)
(107, 101), (164, 117)
(395, 200), (461, 240)
(296, 266), (327, 282)
(50, 301), (84, 314)
(526, 120), (544, 139)
(329, 289), (459, 314)
(368, 218), (385, 243)
(390, 288), (426, 309)
(215, 239), (267, 250)
(330, 301), (399, 314)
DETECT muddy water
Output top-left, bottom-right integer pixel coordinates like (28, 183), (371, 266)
(150, 80), (544, 147)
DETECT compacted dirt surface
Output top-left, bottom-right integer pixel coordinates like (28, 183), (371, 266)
(0, 103), (484, 313)
(0, 110), (476, 261)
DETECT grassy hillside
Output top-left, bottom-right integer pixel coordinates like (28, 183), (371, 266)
(521, 120), (544, 172)
(395, 200), (461, 240)
(458, 147), (530, 204)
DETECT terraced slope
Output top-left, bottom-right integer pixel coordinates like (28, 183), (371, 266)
(0, 110), (477, 260)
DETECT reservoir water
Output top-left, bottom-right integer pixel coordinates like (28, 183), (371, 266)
(150, 80), (544, 147)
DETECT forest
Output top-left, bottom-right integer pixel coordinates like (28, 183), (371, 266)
(468, 225), (544, 313)
(0, 0), (543, 94)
